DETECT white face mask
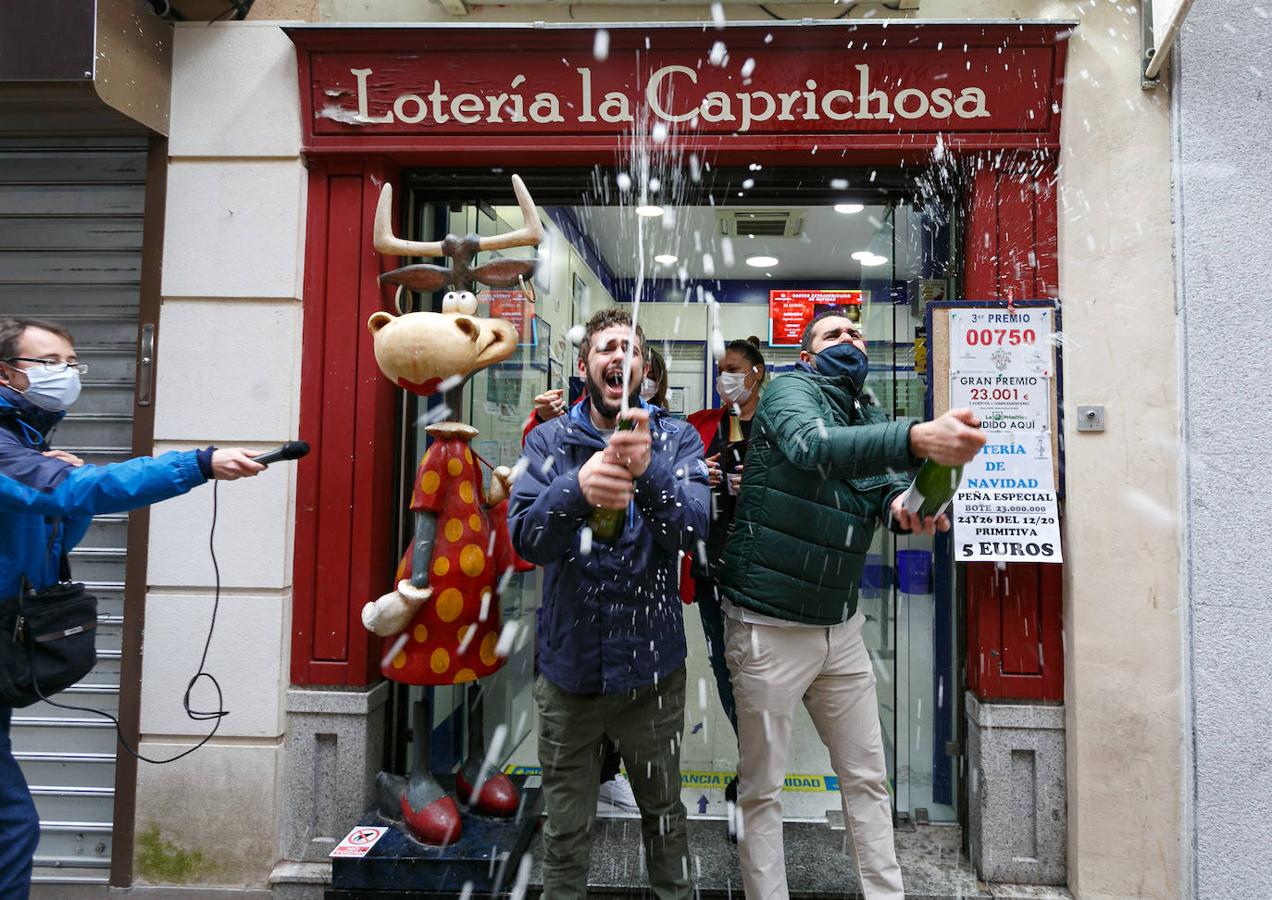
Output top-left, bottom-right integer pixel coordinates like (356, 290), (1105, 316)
(716, 372), (751, 405)
(639, 378), (657, 402)
(21, 366), (81, 412)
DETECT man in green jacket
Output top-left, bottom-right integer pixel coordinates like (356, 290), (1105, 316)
(719, 309), (985, 899)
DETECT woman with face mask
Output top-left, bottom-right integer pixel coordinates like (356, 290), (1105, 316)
(639, 345), (669, 408)
(681, 336), (766, 834)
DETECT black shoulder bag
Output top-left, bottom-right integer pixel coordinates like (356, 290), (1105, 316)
(0, 550), (98, 708)
(0, 488), (231, 768)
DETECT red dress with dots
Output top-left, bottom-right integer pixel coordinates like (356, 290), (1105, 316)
(382, 424), (522, 686)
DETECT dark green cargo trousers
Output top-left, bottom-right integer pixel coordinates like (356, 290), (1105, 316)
(534, 666), (691, 899)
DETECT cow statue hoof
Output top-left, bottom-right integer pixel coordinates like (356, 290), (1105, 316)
(456, 768), (520, 818)
(376, 771), (462, 847)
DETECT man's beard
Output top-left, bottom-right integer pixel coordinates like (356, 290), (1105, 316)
(585, 376), (640, 423)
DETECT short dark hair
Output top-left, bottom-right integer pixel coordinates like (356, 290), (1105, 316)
(0, 318), (75, 362)
(580, 308), (645, 361)
(800, 308), (857, 353)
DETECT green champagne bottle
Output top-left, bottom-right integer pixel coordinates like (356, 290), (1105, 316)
(898, 460), (964, 519)
(588, 417), (635, 543)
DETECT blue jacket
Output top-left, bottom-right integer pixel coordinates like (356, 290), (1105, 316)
(508, 399), (709, 694)
(0, 387), (209, 600)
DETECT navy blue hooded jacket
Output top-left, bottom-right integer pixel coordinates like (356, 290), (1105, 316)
(508, 399), (709, 694)
(0, 387), (209, 600)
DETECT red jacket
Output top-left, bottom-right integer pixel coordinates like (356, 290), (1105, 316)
(679, 407), (728, 603)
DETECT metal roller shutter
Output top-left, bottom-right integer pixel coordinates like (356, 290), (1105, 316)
(0, 136), (148, 885)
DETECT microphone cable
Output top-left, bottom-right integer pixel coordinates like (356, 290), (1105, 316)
(33, 481), (229, 764)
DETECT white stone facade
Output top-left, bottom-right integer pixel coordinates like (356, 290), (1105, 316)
(136, 22), (305, 889)
(147, 4), (1185, 895)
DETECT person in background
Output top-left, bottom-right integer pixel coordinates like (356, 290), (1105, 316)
(719, 309), (986, 899)
(0, 318), (264, 899)
(508, 308), (707, 899)
(520, 344), (670, 814)
(681, 336), (767, 833)
(641, 344), (669, 408)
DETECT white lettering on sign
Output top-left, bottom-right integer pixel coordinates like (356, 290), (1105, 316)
(346, 64), (992, 131)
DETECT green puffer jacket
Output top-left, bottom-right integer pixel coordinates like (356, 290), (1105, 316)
(719, 366), (917, 625)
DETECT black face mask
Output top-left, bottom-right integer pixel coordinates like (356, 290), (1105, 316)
(813, 342), (869, 393)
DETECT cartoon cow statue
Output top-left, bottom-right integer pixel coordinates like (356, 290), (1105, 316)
(360, 175), (541, 846)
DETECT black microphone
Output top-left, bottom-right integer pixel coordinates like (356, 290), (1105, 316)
(254, 441), (311, 466)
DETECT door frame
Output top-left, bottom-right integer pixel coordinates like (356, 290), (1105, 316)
(110, 134), (167, 889)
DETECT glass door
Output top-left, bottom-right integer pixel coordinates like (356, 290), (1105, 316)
(393, 167), (961, 824)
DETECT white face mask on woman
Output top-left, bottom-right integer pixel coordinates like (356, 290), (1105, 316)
(639, 378), (657, 402)
(716, 372), (751, 405)
(21, 365), (82, 412)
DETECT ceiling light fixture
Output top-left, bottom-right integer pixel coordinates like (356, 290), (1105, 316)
(745, 255), (779, 268)
(834, 203), (865, 214)
(859, 254), (889, 267)
(635, 205), (665, 217)
(654, 254), (678, 265)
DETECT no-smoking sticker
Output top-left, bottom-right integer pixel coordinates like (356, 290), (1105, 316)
(330, 825), (386, 858)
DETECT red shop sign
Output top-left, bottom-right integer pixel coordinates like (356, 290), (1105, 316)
(769, 289), (863, 346)
(287, 23), (1071, 159)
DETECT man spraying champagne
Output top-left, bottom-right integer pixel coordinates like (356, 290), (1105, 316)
(719, 309), (985, 899)
(508, 308), (709, 899)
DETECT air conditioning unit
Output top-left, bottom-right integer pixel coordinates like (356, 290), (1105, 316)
(717, 209), (806, 239)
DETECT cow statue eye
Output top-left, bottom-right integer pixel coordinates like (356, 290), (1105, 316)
(456, 291), (478, 315)
(442, 291), (460, 313)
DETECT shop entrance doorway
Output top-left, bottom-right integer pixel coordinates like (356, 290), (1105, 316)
(387, 165), (964, 828)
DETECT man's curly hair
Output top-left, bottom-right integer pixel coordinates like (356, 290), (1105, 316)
(579, 308), (645, 362)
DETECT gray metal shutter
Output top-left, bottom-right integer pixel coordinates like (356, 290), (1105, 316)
(0, 136), (148, 885)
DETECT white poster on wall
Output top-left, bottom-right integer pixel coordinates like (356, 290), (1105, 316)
(948, 308), (1052, 377)
(948, 308), (1063, 564)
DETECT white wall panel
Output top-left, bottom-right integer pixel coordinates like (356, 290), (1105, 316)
(133, 740), (284, 887)
(170, 23), (303, 159)
(162, 160), (306, 299)
(140, 592), (289, 739)
(147, 440), (296, 590)
(153, 299), (301, 442)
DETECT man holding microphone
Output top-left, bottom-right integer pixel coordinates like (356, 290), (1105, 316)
(0, 318), (264, 898)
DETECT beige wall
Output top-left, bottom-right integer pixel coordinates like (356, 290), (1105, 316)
(170, 3), (1182, 896)
(1040, 3), (1183, 897)
(141, 22), (304, 888)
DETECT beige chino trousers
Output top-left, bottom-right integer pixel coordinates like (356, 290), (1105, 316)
(725, 611), (904, 900)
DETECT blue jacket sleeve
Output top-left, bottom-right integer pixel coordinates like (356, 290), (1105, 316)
(632, 424), (710, 556)
(0, 450), (209, 518)
(507, 426), (595, 565)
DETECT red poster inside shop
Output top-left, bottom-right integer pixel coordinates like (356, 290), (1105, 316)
(769, 289), (863, 346)
(483, 290), (535, 344)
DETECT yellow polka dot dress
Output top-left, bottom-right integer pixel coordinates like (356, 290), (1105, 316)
(384, 434), (517, 686)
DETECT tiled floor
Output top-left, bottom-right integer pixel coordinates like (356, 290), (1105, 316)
(524, 817), (1070, 899)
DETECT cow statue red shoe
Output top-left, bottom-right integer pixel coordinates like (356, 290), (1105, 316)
(360, 175), (540, 845)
